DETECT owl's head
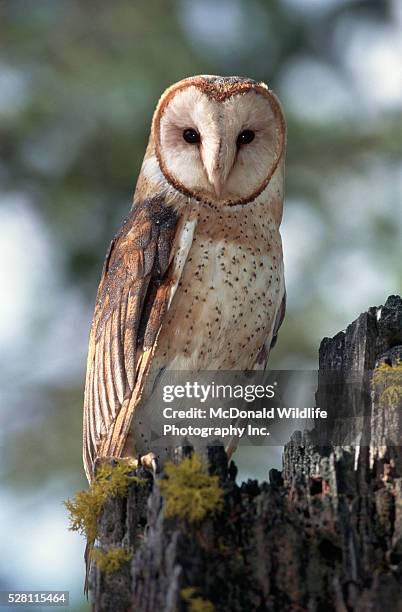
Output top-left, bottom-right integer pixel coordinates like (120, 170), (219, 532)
(152, 76), (286, 207)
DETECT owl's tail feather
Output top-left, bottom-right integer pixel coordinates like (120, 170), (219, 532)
(84, 539), (93, 598)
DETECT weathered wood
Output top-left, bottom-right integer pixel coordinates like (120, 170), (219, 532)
(90, 295), (402, 611)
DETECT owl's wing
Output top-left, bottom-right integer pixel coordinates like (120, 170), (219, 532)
(83, 196), (196, 481)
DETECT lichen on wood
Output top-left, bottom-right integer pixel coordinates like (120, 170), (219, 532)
(373, 360), (402, 407)
(65, 461), (141, 542)
(181, 587), (215, 612)
(159, 453), (224, 523)
(91, 546), (133, 574)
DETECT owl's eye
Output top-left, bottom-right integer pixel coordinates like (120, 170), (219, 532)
(237, 129), (255, 145)
(183, 128), (200, 144)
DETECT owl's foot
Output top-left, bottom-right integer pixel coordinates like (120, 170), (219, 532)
(94, 454), (157, 477)
(94, 455), (139, 474)
(119, 456), (139, 470)
(139, 452), (158, 475)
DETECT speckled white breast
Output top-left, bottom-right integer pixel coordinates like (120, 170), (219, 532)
(154, 199), (285, 371)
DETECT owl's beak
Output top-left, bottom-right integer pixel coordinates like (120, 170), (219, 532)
(209, 170), (222, 199)
(204, 141), (235, 199)
(201, 138), (223, 199)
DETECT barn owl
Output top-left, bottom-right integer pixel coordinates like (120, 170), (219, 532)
(83, 75), (286, 483)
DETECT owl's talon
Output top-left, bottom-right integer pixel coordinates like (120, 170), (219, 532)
(120, 456), (139, 470)
(140, 452), (158, 475)
(94, 456), (139, 477)
(93, 456), (119, 475)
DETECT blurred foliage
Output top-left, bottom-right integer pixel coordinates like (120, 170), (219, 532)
(4, 386), (85, 488)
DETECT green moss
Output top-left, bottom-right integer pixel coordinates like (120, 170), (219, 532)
(159, 454), (224, 523)
(91, 546), (133, 574)
(372, 361), (402, 407)
(65, 461), (140, 542)
(181, 587), (215, 612)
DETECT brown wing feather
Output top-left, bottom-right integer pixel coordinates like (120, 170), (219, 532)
(83, 196), (178, 481)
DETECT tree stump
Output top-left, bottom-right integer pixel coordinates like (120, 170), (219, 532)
(90, 295), (402, 611)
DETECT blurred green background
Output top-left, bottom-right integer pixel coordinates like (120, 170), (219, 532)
(0, 0), (401, 609)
